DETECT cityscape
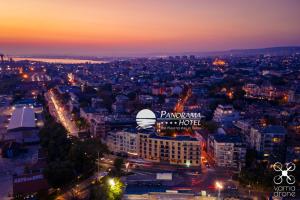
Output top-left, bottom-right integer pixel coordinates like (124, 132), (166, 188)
(0, 1), (300, 200)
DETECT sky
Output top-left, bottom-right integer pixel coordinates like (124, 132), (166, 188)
(0, 0), (300, 56)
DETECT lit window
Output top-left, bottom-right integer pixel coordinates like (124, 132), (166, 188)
(272, 138), (281, 143)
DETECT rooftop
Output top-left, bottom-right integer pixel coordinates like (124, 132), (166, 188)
(262, 125), (286, 135)
(13, 173), (49, 195)
(149, 134), (199, 142)
(213, 134), (243, 143)
(8, 107), (36, 131)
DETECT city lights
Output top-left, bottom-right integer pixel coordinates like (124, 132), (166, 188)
(215, 181), (223, 199)
(215, 181), (223, 190)
(0, 1), (298, 199)
(108, 178), (115, 187)
(22, 73), (29, 79)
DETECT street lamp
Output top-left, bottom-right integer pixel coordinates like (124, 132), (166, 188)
(108, 178), (115, 187)
(215, 181), (223, 200)
(186, 160), (191, 168)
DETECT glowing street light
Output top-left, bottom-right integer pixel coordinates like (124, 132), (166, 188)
(22, 73), (29, 79)
(215, 181), (223, 200)
(215, 181), (223, 189)
(186, 160), (191, 168)
(108, 178), (115, 187)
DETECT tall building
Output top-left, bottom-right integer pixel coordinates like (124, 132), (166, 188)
(250, 125), (286, 160)
(207, 134), (246, 170)
(137, 131), (201, 167)
(107, 129), (138, 156)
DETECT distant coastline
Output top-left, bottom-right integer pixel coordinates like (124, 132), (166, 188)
(8, 46), (300, 59)
(13, 57), (109, 64)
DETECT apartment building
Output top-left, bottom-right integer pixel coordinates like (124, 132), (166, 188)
(137, 131), (201, 167)
(250, 125), (286, 159)
(213, 104), (239, 124)
(107, 129), (138, 156)
(207, 134), (246, 170)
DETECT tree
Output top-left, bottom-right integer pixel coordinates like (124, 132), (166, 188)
(202, 120), (218, 133)
(68, 138), (108, 176)
(90, 177), (124, 200)
(40, 108), (109, 188)
(44, 161), (75, 188)
(244, 149), (257, 168)
(112, 158), (124, 177)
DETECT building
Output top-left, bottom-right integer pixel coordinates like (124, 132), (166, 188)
(288, 86), (300, 103)
(207, 134), (246, 170)
(137, 131), (201, 167)
(250, 125), (286, 160)
(107, 129), (138, 156)
(13, 173), (49, 199)
(112, 94), (129, 113)
(234, 120), (252, 146)
(243, 83), (284, 101)
(5, 107), (39, 144)
(213, 105), (239, 124)
(243, 83), (260, 98)
(123, 192), (217, 200)
(90, 115), (107, 138)
(138, 95), (154, 105)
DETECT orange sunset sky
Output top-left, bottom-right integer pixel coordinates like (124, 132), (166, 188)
(0, 0), (300, 56)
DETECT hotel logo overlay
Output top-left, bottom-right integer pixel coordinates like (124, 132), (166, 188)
(273, 162), (297, 198)
(136, 109), (204, 130)
(136, 109), (157, 129)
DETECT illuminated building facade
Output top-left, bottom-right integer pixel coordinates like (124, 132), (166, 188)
(250, 125), (286, 159)
(107, 129), (138, 156)
(207, 134), (246, 170)
(137, 131), (201, 167)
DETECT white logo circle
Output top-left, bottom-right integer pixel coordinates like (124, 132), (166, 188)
(136, 109), (156, 129)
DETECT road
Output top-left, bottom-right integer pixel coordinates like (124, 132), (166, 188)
(55, 160), (110, 200)
(48, 152), (269, 200)
(46, 90), (78, 136)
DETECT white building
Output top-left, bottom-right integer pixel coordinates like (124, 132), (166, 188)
(250, 125), (286, 159)
(107, 129), (138, 156)
(5, 107), (39, 144)
(208, 134), (246, 170)
(213, 105), (239, 124)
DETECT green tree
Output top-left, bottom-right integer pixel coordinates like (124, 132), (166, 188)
(90, 177), (124, 200)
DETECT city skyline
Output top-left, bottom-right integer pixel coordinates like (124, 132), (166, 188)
(1, 0), (300, 56)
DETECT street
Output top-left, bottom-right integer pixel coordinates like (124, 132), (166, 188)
(46, 90), (78, 136)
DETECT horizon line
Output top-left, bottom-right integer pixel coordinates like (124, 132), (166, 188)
(3, 45), (300, 59)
